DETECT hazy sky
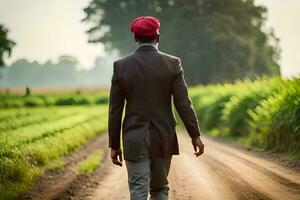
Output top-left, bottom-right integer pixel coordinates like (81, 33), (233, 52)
(0, 0), (299, 77)
(256, 0), (300, 77)
(0, 0), (103, 69)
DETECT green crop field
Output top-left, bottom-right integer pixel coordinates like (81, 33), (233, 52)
(0, 92), (109, 108)
(189, 77), (300, 159)
(0, 77), (299, 199)
(0, 105), (108, 199)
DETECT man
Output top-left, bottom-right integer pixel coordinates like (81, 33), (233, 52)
(108, 16), (204, 200)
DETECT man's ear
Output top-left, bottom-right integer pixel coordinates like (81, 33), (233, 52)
(134, 35), (138, 42)
(156, 34), (160, 43)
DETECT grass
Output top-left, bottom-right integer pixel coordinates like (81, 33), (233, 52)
(47, 159), (65, 171)
(74, 149), (104, 175)
(0, 92), (109, 108)
(0, 105), (108, 200)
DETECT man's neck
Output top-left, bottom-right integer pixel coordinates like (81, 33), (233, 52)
(137, 42), (159, 50)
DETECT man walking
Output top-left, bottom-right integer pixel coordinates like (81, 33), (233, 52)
(108, 16), (204, 200)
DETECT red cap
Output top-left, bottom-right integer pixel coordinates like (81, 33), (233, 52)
(130, 16), (160, 36)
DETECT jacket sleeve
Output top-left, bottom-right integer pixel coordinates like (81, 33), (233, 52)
(172, 58), (201, 138)
(108, 61), (125, 149)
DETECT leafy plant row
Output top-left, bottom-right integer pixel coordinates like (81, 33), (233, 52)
(0, 92), (109, 108)
(189, 77), (300, 158)
(0, 105), (108, 199)
(0, 108), (100, 148)
(0, 107), (80, 131)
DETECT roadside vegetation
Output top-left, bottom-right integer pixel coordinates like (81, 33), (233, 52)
(0, 91), (109, 108)
(74, 149), (104, 175)
(189, 77), (300, 159)
(47, 159), (65, 172)
(0, 105), (108, 199)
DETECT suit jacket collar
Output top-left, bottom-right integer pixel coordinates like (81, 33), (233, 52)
(136, 43), (158, 52)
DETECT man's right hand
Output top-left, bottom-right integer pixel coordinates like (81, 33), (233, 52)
(191, 136), (204, 157)
(111, 147), (123, 166)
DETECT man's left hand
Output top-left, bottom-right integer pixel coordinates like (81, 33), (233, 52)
(191, 136), (205, 157)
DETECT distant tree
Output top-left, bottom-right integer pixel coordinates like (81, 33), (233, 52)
(54, 55), (80, 86)
(25, 86), (31, 96)
(83, 0), (281, 85)
(0, 24), (16, 67)
(0, 56), (80, 87)
(79, 52), (117, 86)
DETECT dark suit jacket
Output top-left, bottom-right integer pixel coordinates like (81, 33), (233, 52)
(108, 45), (200, 161)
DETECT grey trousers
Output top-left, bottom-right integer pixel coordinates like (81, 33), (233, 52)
(125, 132), (172, 200)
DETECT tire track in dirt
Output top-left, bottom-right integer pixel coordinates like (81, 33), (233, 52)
(211, 144), (300, 191)
(205, 139), (300, 199)
(208, 138), (300, 187)
(88, 162), (129, 200)
(169, 132), (300, 200)
(169, 135), (269, 200)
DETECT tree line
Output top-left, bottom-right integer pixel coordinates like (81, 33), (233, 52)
(0, 0), (282, 87)
(0, 55), (115, 87)
(83, 0), (281, 85)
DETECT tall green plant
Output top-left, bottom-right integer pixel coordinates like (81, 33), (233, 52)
(247, 79), (300, 158)
(222, 78), (284, 136)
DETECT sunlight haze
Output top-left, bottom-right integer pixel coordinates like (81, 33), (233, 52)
(0, 0), (299, 77)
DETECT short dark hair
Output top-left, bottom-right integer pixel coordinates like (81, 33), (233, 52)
(135, 34), (157, 43)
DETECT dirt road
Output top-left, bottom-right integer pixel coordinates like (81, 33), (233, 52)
(24, 131), (300, 200)
(168, 133), (300, 200)
(89, 132), (300, 200)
